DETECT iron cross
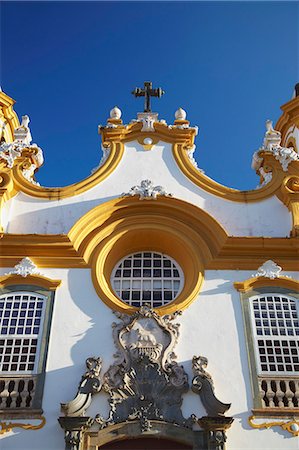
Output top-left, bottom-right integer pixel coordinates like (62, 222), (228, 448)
(132, 81), (165, 113)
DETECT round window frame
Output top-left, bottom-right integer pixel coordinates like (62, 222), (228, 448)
(91, 225), (204, 315)
(111, 251), (185, 308)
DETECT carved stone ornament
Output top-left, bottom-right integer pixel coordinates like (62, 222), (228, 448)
(191, 356), (231, 417)
(59, 307), (233, 449)
(252, 120), (299, 177)
(6, 257), (40, 277)
(253, 260), (282, 279)
(0, 115), (43, 184)
(137, 112), (158, 132)
(121, 179), (173, 200)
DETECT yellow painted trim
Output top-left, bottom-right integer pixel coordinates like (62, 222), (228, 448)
(234, 276), (299, 293)
(0, 274), (61, 290)
(0, 416), (46, 435)
(248, 415), (299, 437)
(275, 96), (299, 145)
(0, 234), (87, 267)
(69, 196), (227, 315)
(0, 233), (299, 271)
(0, 91), (20, 144)
(172, 143), (286, 202)
(9, 141), (124, 200)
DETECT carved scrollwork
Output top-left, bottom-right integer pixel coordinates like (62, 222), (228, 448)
(61, 357), (102, 417)
(192, 356), (231, 417)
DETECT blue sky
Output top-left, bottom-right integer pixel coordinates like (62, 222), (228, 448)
(1, 1), (298, 189)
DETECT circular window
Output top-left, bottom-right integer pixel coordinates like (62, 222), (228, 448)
(111, 252), (184, 308)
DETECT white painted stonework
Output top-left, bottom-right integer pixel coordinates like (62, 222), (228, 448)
(5, 141), (292, 236)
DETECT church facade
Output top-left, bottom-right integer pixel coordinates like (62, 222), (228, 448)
(0, 83), (298, 449)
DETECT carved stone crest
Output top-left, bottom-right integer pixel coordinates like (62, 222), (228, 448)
(59, 307), (233, 450)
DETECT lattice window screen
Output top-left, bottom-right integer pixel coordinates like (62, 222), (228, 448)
(0, 292), (46, 373)
(250, 294), (299, 374)
(111, 252), (184, 308)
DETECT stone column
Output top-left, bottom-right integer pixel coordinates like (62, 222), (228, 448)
(58, 416), (94, 450)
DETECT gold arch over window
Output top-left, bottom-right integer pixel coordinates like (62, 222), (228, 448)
(69, 195), (228, 315)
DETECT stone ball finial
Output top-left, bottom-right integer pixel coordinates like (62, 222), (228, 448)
(175, 108), (187, 121)
(110, 106), (122, 120)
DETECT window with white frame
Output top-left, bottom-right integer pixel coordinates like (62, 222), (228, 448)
(250, 293), (299, 375)
(242, 289), (299, 412)
(0, 286), (55, 415)
(111, 252), (184, 308)
(0, 291), (46, 373)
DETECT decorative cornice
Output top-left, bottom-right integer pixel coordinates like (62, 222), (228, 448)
(0, 273), (61, 291)
(234, 276), (299, 294)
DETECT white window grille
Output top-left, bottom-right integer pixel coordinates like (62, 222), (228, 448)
(111, 252), (184, 308)
(250, 294), (299, 375)
(0, 291), (46, 374)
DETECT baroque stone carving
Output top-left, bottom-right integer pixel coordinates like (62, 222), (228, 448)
(61, 357), (102, 417)
(253, 260), (282, 279)
(0, 115), (43, 170)
(121, 179), (173, 200)
(59, 307), (233, 449)
(7, 257), (40, 277)
(97, 307), (192, 430)
(252, 120), (299, 177)
(192, 356), (231, 417)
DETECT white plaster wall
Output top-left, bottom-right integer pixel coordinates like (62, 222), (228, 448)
(1, 267), (298, 449)
(6, 141), (291, 237)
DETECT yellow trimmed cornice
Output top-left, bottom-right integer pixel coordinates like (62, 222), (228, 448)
(0, 234), (87, 267)
(234, 276), (299, 293)
(276, 96), (299, 146)
(0, 273), (61, 290)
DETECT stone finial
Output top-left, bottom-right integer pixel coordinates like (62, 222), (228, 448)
(175, 108), (187, 121)
(110, 106), (122, 120)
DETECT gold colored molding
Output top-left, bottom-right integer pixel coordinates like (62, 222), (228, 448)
(0, 234), (87, 267)
(0, 91), (20, 144)
(9, 141), (124, 200)
(275, 96), (299, 145)
(234, 276), (299, 293)
(69, 196), (227, 315)
(248, 415), (299, 437)
(279, 175), (299, 237)
(173, 144), (286, 202)
(0, 273), (61, 290)
(0, 233), (298, 271)
(0, 416), (46, 435)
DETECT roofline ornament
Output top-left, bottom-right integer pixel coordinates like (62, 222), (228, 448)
(121, 179), (173, 200)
